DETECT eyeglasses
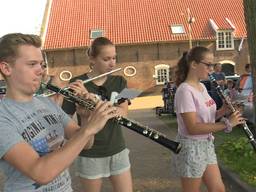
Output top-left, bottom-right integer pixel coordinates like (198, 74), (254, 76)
(200, 61), (215, 68)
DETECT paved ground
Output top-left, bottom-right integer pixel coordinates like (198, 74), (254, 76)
(0, 95), (253, 191)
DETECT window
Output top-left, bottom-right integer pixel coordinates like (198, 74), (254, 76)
(123, 66), (136, 77)
(90, 29), (104, 39)
(170, 25), (185, 34)
(154, 64), (170, 85)
(216, 31), (234, 50)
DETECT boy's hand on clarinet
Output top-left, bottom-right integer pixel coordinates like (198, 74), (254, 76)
(81, 100), (117, 135)
(228, 110), (246, 128)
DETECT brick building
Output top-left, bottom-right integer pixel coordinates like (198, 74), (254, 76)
(42, 0), (249, 91)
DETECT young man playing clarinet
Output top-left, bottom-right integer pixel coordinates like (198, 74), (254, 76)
(0, 33), (117, 192)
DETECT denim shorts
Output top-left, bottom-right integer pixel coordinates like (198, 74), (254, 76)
(75, 148), (131, 179)
(172, 135), (217, 178)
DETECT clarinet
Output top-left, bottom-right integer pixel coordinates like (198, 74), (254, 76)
(209, 74), (256, 151)
(43, 83), (182, 154)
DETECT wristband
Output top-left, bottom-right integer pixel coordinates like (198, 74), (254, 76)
(221, 117), (232, 133)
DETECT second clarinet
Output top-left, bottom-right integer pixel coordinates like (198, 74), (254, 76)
(209, 74), (256, 152)
(43, 83), (182, 154)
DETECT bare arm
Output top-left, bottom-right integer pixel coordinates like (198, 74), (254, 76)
(4, 124), (91, 185)
(64, 101), (127, 149)
(64, 119), (95, 150)
(3, 100), (116, 185)
(181, 110), (244, 135)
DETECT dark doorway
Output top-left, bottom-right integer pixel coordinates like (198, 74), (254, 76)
(221, 63), (235, 76)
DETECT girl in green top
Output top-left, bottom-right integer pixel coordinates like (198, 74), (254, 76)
(62, 37), (133, 192)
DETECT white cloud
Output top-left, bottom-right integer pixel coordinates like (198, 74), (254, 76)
(0, 0), (47, 37)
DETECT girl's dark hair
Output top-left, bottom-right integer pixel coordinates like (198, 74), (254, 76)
(87, 37), (114, 58)
(175, 46), (210, 86)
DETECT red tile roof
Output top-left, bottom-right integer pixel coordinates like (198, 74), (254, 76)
(42, 0), (246, 50)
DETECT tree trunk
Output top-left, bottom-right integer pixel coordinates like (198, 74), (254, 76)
(243, 0), (256, 123)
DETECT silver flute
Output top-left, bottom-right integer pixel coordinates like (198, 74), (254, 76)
(39, 68), (122, 97)
(43, 83), (182, 154)
(209, 74), (256, 152)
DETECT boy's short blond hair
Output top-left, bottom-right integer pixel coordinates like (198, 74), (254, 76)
(0, 33), (41, 78)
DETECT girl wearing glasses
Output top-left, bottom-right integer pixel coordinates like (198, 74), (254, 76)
(173, 46), (244, 192)
(62, 37), (132, 192)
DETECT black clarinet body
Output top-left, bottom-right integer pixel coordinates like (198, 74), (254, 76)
(44, 83), (182, 154)
(209, 74), (256, 151)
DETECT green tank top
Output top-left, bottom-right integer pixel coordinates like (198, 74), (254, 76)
(62, 74), (127, 157)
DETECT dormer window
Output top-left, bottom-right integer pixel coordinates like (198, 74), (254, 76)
(170, 25), (185, 34)
(216, 31), (234, 50)
(90, 29), (104, 39)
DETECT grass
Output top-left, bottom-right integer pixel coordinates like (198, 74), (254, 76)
(215, 128), (256, 187)
(158, 114), (256, 187)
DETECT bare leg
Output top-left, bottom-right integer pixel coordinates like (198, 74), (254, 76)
(109, 169), (133, 192)
(79, 177), (102, 192)
(181, 177), (202, 192)
(202, 164), (225, 192)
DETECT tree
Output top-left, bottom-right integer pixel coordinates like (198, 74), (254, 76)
(243, 0), (256, 123)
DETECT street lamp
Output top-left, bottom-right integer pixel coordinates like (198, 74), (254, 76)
(187, 8), (195, 49)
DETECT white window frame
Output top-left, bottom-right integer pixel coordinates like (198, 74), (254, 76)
(216, 30), (234, 50)
(170, 24), (185, 34)
(123, 66), (136, 77)
(90, 29), (104, 39)
(153, 64), (170, 85)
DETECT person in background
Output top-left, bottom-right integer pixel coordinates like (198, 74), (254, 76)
(209, 63), (226, 109)
(0, 79), (6, 100)
(212, 63), (226, 89)
(173, 46), (245, 192)
(35, 62), (65, 106)
(223, 79), (238, 101)
(35, 62), (52, 95)
(62, 37), (133, 192)
(224, 79), (243, 116)
(0, 33), (117, 192)
(237, 63), (254, 123)
(237, 63), (253, 99)
(161, 81), (171, 112)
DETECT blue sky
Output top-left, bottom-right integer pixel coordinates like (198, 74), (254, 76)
(0, 0), (47, 37)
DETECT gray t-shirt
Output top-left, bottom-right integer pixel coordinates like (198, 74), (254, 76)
(0, 96), (72, 192)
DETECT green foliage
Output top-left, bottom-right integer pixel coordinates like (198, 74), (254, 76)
(216, 137), (256, 187)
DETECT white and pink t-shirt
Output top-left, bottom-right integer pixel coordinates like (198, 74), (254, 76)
(175, 82), (217, 139)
